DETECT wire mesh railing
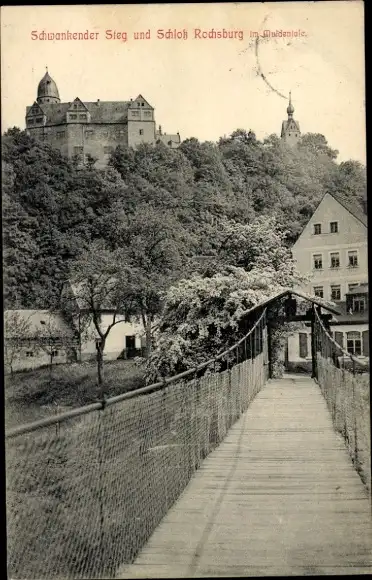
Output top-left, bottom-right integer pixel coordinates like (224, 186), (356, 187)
(314, 309), (370, 491)
(6, 308), (268, 579)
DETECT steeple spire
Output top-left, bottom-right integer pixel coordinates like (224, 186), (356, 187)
(281, 90), (301, 145)
(287, 91), (294, 118)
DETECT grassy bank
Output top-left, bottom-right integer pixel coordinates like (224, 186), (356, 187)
(5, 359), (146, 430)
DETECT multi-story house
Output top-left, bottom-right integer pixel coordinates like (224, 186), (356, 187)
(288, 191), (368, 370)
(25, 70), (181, 168)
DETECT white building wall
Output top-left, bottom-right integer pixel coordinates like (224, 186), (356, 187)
(287, 323), (369, 367)
(5, 345), (69, 373)
(80, 314), (145, 361)
(292, 193), (368, 302)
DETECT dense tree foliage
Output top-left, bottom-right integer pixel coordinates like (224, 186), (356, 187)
(3, 126), (366, 317)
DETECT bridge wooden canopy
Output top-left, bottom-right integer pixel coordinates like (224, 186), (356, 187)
(248, 287), (341, 317)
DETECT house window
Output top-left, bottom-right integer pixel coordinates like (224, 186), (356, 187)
(330, 252), (340, 268)
(299, 333), (308, 359)
(313, 286), (324, 298)
(26, 351), (34, 357)
(348, 251), (358, 267)
(131, 110), (139, 116)
(85, 130), (94, 138)
(313, 223), (321, 235)
(74, 146), (84, 155)
(346, 331), (362, 356)
(28, 119), (34, 125)
(79, 113), (87, 120)
(104, 146), (114, 154)
(57, 131), (65, 139)
(137, 102), (141, 107)
(139, 129), (144, 135)
(141, 102), (145, 107)
(352, 297), (366, 313)
(51, 349), (59, 357)
(331, 285), (341, 301)
(69, 114), (77, 120)
(348, 283), (359, 292)
(144, 111), (151, 117)
(330, 221), (338, 233)
(313, 254), (323, 270)
(73, 104), (78, 109)
(36, 117), (43, 123)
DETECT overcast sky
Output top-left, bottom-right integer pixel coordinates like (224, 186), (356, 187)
(1, 2), (366, 164)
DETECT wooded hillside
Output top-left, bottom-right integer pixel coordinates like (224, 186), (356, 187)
(3, 127), (366, 310)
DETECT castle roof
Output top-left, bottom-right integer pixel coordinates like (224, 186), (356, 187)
(37, 71), (60, 101)
(26, 100), (136, 125)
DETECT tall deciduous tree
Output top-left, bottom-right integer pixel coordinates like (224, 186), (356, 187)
(115, 204), (192, 358)
(68, 242), (131, 387)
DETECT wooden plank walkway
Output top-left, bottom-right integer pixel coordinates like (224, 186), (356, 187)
(117, 375), (372, 577)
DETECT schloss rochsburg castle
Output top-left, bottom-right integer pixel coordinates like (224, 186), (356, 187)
(26, 70), (300, 168)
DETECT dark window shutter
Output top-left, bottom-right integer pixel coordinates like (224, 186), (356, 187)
(299, 333), (308, 358)
(334, 331), (344, 349)
(362, 330), (369, 356)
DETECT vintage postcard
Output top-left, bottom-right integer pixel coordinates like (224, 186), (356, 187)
(2, 2), (369, 579)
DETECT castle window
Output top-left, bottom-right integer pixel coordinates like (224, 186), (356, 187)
(313, 286), (324, 298)
(348, 250), (358, 268)
(330, 252), (340, 268)
(104, 146), (114, 154)
(139, 129), (144, 135)
(313, 223), (321, 235)
(313, 254), (322, 270)
(331, 285), (341, 301)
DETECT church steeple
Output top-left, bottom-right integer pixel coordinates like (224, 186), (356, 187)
(281, 91), (300, 145)
(37, 69), (60, 104)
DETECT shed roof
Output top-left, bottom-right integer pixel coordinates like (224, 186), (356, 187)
(4, 310), (74, 338)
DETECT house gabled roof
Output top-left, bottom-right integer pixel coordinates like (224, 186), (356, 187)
(292, 190), (367, 247)
(64, 279), (123, 312)
(330, 192), (367, 227)
(4, 310), (74, 338)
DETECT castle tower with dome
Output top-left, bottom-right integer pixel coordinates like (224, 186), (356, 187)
(280, 92), (301, 145)
(25, 69), (181, 168)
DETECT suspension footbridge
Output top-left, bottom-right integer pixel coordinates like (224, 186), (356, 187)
(5, 291), (371, 578)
